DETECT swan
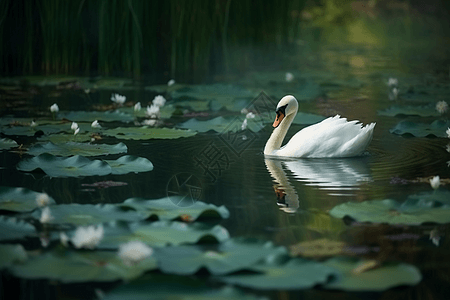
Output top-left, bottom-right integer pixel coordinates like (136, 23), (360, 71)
(264, 95), (376, 158)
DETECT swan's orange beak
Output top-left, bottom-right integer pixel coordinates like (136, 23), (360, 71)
(273, 111), (285, 128)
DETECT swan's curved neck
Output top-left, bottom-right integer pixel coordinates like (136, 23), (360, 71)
(264, 111), (296, 155)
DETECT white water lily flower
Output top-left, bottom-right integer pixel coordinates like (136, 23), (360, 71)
(246, 112), (255, 119)
(118, 241), (153, 266)
(40, 206), (53, 223)
(134, 102), (141, 112)
(91, 120), (101, 129)
(50, 103), (59, 113)
(152, 95), (166, 107)
(146, 104), (160, 118)
(142, 119), (157, 126)
(446, 128), (450, 138)
(436, 101), (448, 114)
(74, 128), (80, 135)
(388, 78), (398, 87)
(111, 93), (126, 105)
(71, 224), (104, 249)
(30, 120), (37, 127)
(60, 232), (69, 247)
(241, 108), (248, 114)
(388, 87), (399, 101)
(285, 72), (294, 82)
(241, 118), (248, 131)
(430, 176), (440, 190)
(71, 122), (79, 131)
(167, 79), (175, 86)
(36, 193), (51, 207)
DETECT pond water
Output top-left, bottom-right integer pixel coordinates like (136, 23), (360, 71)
(1, 18), (450, 300)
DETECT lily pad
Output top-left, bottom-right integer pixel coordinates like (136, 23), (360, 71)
(10, 249), (157, 283)
(28, 142), (128, 157)
(323, 257), (421, 291)
(378, 105), (439, 117)
(59, 111), (134, 123)
(102, 274), (268, 300)
(0, 186), (56, 212)
(0, 138), (18, 150)
(1, 124), (63, 136)
(17, 154), (112, 177)
(0, 216), (36, 241)
(177, 116), (265, 133)
(99, 221), (230, 249)
(329, 197), (450, 224)
(0, 244), (27, 269)
(154, 238), (287, 275)
(116, 105), (175, 119)
(390, 120), (450, 137)
(217, 254), (339, 290)
(103, 126), (197, 140)
(37, 132), (94, 143)
(104, 155), (153, 175)
(120, 196), (229, 221)
(31, 204), (146, 226)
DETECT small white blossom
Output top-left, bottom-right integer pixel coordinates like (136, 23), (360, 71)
(84, 89), (91, 94)
(388, 78), (398, 87)
(91, 120), (101, 129)
(71, 122), (79, 131)
(436, 101), (448, 114)
(50, 103), (59, 113)
(167, 79), (175, 86)
(241, 118), (248, 131)
(142, 119), (157, 126)
(71, 225), (104, 249)
(74, 128), (80, 135)
(146, 105), (160, 118)
(430, 229), (440, 246)
(152, 95), (166, 107)
(118, 241), (153, 266)
(447, 144), (450, 153)
(134, 102), (141, 112)
(285, 72), (294, 82)
(36, 193), (51, 207)
(430, 176), (440, 190)
(241, 108), (248, 114)
(389, 87), (399, 101)
(60, 232), (69, 247)
(40, 236), (50, 248)
(446, 128), (450, 138)
(40, 207), (53, 223)
(111, 93), (126, 105)
(30, 120), (37, 127)
(246, 112), (255, 119)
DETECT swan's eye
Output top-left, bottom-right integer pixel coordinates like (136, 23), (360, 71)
(276, 104), (287, 116)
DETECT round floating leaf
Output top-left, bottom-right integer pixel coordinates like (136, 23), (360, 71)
(104, 155), (153, 175)
(59, 111), (134, 122)
(1, 123), (63, 136)
(102, 274), (267, 300)
(177, 116), (265, 133)
(0, 244), (27, 269)
(103, 126), (197, 140)
(0, 138), (18, 150)
(323, 257), (421, 291)
(120, 196), (229, 221)
(99, 221), (230, 249)
(378, 105), (439, 117)
(28, 142), (128, 157)
(37, 132), (93, 144)
(31, 204), (146, 226)
(10, 249), (157, 283)
(217, 254), (339, 290)
(154, 238), (287, 275)
(17, 154), (112, 177)
(0, 216), (36, 241)
(329, 198), (450, 224)
(0, 186), (56, 212)
(390, 120), (450, 137)
(116, 105), (175, 119)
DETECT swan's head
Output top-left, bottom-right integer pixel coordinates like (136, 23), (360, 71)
(272, 95), (298, 128)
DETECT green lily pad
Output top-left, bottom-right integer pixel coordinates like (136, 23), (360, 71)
(378, 105), (439, 117)
(217, 254), (339, 290)
(116, 105), (175, 119)
(37, 132), (93, 144)
(0, 244), (27, 269)
(17, 154), (112, 177)
(177, 116), (265, 133)
(1, 123), (63, 136)
(28, 142), (128, 157)
(390, 120), (450, 137)
(59, 111), (134, 123)
(103, 126), (197, 140)
(0, 138), (18, 150)
(407, 190), (450, 205)
(323, 257), (421, 291)
(120, 196), (229, 221)
(10, 249), (157, 283)
(329, 197), (450, 224)
(99, 221), (230, 249)
(173, 100), (210, 111)
(154, 238), (287, 275)
(31, 204), (146, 226)
(0, 216), (36, 241)
(0, 186), (56, 212)
(104, 155), (153, 175)
(102, 274), (268, 300)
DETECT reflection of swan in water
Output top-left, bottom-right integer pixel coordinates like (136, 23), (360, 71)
(265, 158), (299, 213)
(265, 157), (372, 213)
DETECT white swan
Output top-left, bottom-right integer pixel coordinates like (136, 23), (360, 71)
(264, 95), (375, 158)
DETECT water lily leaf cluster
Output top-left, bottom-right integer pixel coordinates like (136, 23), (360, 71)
(378, 105), (439, 117)
(28, 142), (128, 157)
(0, 216), (36, 241)
(0, 186), (56, 212)
(58, 111), (134, 123)
(390, 120), (450, 137)
(103, 126), (197, 140)
(17, 154), (153, 177)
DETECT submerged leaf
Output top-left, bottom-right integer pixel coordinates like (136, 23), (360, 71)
(0, 186), (56, 212)
(28, 142), (128, 157)
(103, 126), (197, 140)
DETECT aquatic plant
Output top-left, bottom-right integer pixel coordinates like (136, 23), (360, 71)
(71, 225), (104, 249)
(118, 241), (153, 266)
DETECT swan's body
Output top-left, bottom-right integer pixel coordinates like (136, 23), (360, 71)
(264, 95), (375, 158)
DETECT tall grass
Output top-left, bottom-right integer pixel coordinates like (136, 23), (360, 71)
(0, 0), (305, 81)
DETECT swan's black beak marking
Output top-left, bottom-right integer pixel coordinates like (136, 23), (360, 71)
(273, 104), (287, 128)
